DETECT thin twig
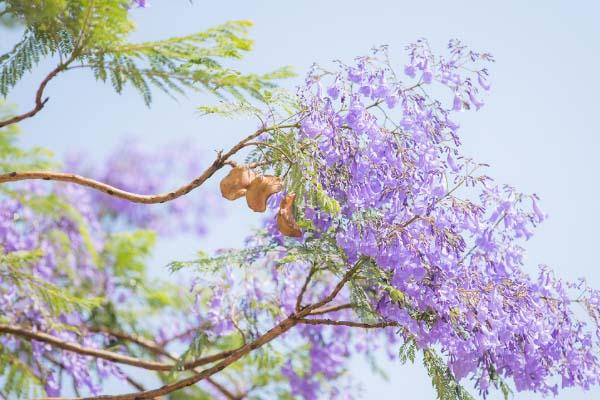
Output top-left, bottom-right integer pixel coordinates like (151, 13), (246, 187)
(45, 353), (147, 393)
(0, 50), (80, 128)
(87, 326), (171, 358)
(63, 317), (300, 400)
(297, 318), (397, 329)
(242, 141), (294, 165)
(302, 258), (365, 315)
(308, 303), (353, 316)
(295, 265), (317, 312)
(123, 376), (146, 392)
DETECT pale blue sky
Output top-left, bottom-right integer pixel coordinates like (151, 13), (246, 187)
(2, 1), (600, 398)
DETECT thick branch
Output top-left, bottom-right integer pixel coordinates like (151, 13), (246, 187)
(0, 123), (298, 203)
(0, 324), (234, 371)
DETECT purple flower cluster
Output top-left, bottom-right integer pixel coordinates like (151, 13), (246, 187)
(186, 229), (395, 399)
(286, 41), (600, 396)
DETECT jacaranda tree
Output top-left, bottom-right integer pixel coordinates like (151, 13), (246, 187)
(1, 1), (599, 399)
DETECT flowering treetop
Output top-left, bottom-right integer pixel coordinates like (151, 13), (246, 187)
(0, 2), (599, 399)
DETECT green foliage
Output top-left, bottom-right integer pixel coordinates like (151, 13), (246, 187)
(102, 230), (156, 279)
(423, 348), (475, 400)
(0, 3), (293, 106)
(2, 0), (133, 46)
(348, 281), (378, 322)
(174, 331), (209, 372)
(0, 0), (132, 97)
(168, 387), (213, 400)
(89, 231), (191, 330)
(0, 28), (62, 97)
(0, 343), (44, 399)
(247, 126), (341, 231)
(0, 248), (103, 315)
(488, 365), (513, 400)
(168, 245), (277, 274)
(398, 336), (417, 364)
(85, 20), (294, 105)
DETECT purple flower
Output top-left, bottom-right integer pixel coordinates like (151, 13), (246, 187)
(422, 69), (433, 84)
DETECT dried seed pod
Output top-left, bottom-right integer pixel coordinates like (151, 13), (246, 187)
(220, 166), (256, 200)
(277, 193), (302, 237)
(245, 175), (283, 212)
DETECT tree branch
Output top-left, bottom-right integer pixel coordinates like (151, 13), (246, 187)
(307, 303), (353, 316)
(295, 265), (317, 312)
(302, 258), (366, 314)
(297, 318), (397, 329)
(0, 51), (80, 129)
(94, 327), (242, 399)
(61, 317), (300, 400)
(0, 123), (298, 203)
(87, 326), (171, 358)
(0, 324), (235, 372)
(44, 262), (361, 399)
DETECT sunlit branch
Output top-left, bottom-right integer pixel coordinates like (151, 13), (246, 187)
(0, 123), (298, 204)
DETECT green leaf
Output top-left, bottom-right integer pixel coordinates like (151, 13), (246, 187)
(422, 348), (475, 400)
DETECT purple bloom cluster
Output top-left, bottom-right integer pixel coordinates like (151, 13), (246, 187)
(285, 41), (600, 396)
(187, 242), (376, 399)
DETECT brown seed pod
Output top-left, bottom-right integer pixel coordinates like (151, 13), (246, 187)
(245, 175), (283, 212)
(220, 166), (256, 200)
(277, 193), (302, 237)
